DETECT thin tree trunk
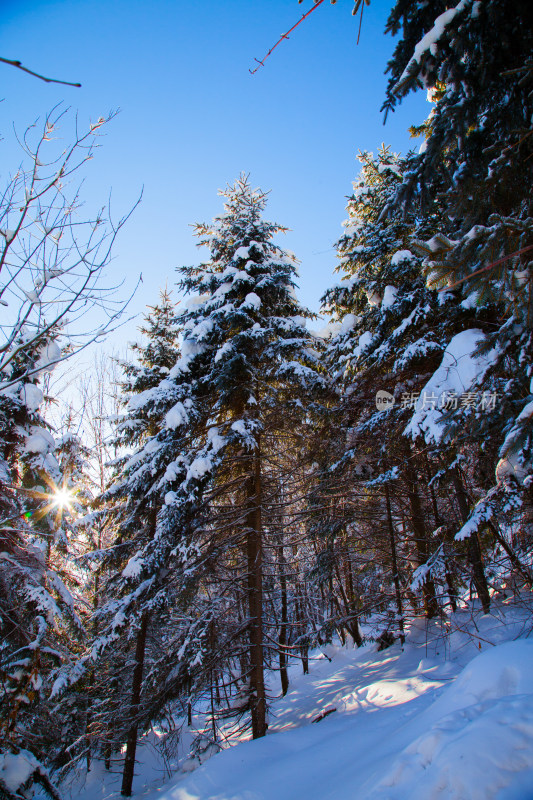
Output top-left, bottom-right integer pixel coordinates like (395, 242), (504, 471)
(384, 482), (405, 644)
(404, 452), (439, 618)
(343, 552), (363, 647)
(210, 678), (217, 742)
(294, 590), (309, 674)
(246, 441), (267, 738)
(488, 520), (533, 588)
(278, 533), (289, 696)
(121, 613), (149, 797)
(104, 738), (112, 771)
(334, 560), (362, 647)
(452, 469), (491, 614)
(425, 455), (457, 612)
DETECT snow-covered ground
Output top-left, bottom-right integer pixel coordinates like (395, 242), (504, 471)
(63, 597), (533, 800)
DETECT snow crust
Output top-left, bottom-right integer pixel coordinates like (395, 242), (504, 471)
(371, 641), (533, 799)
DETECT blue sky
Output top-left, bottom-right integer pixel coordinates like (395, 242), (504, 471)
(1, 0), (428, 343)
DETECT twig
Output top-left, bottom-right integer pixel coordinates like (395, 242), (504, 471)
(311, 707), (337, 723)
(0, 56), (81, 87)
(438, 244), (533, 291)
(356, 0), (364, 45)
(250, 0), (327, 75)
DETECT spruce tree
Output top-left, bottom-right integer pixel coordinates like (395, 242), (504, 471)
(382, 0), (533, 563)
(0, 332), (82, 797)
(170, 175), (324, 738)
(320, 148), (499, 626)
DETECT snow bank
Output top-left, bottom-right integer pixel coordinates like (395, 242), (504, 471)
(371, 641), (533, 799)
(69, 602), (533, 800)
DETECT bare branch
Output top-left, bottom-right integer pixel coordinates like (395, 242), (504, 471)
(250, 0), (327, 75)
(0, 56), (81, 87)
(0, 108), (141, 388)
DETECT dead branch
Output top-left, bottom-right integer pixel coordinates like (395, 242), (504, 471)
(250, 0), (327, 75)
(0, 56), (81, 87)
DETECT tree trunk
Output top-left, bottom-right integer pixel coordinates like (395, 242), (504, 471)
(104, 738), (112, 771)
(425, 455), (457, 612)
(294, 590), (309, 674)
(246, 441), (267, 738)
(121, 613), (149, 797)
(278, 533), (289, 696)
(488, 520), (533, 588)
(334, 559), (362, 647)
(452, 469), (491, 614)
(384, 482), (405, 644)
(404, 452), (439, 618)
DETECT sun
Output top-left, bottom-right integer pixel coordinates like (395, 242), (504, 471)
(53, 487), (75, 510)
(17, 476), (78, 527)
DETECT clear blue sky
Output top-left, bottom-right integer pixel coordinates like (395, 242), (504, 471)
(1, 0), (427, 344)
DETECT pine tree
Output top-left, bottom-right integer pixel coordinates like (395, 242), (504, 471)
(57, 179), (324, 796)
(84, 291), (186, 795)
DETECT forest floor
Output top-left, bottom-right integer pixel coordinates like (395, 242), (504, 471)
(64, 594), (533, 800)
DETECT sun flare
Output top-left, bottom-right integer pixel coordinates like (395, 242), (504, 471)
(53, 487), (74, 510)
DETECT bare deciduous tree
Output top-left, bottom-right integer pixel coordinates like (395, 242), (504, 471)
(0, 106), (140, 389)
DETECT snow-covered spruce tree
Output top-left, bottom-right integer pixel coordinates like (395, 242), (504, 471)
(319, 147), (499, 625)
(56, 179), (323, 796)
(0, 332), (83, 799)
(384, 0), (533, 266)
(74, 291), (185, 795)
(382, 0), (533, 516)
(169, 175), (324, 740)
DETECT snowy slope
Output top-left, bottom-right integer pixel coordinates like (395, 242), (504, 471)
(64, 598), (533, 800)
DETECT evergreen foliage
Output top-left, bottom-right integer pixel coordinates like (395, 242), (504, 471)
(382, 0), (533, 492)
(3, 5), (533, 793)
